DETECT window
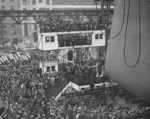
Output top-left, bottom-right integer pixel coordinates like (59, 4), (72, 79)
(67, 50), (73, 61)
(39, 0), (43, 3)
(3, 30), (7, 36)
(10, 0), (14, 2)
(32, 8), (36, 10)
(11, 30), (16, 35)
(51, 66), (55, 71)
(22, 0), (27, 5)
(100, 34), (103, 39)
(23, 8), (27, 10)
(11, 23), (16, 28)
(39, 8), (49, 10)
(2, 23), (6, 28)
(1, 5), (5, 10)
(10, 6), (15, 10)
(33, 23), (37, 31)
(24, 23), (28, 36)
(33, 32), (38, 42)
(46, 66), (50, 72)
(45, 36), (54, 43)
(95, 34), (99, 39)
(13, 38), (18, 44)
(0, 30), (7, 35)
(46, 0), (50, 5)
(45, 36), (50, 42)
(51, 36), (55, 42)
(32, 0), (36, 5)
(22, 8), (28, 20)
(95, 34), (103, 39)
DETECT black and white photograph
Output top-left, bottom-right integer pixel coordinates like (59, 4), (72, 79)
(0, 0), (150, 119)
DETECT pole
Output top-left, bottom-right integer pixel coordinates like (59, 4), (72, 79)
(107, 1), (110, 27)
(41, 34), (44, 74)
(96, 1), (98, 22)
(0, 17), (4, 47)
(105, 1), (110, 55)
(101, 0), (104, 29)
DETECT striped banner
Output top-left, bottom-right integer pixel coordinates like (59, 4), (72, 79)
(0, 52), (31, 65)
(14, 55), (19, 60)
(26, 53), (30, 58)
(24, 55), (28, 60)
(8, 53), (14, 60)
(0, 58), (3, 62)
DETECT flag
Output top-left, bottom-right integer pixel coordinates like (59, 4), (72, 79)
(24, 55), (28, 60)
(21, 55), (25, 60)
(12, 55), (17, 62)
(8, 53), (14, 60)
(20, 55), (24, 60)
(14, 55), (19, 60)
(17, 52), (21, 58)
(0, 58), (3, 62)
(3, 56), (9, 62)
(2, 56), (6, 62)
(26, 53), (30, 58)
(19, 56), (23, 60)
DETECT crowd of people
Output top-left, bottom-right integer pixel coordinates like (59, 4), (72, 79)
(64, 103), (150, 119)
(0, 60), (65, 119)
(59, 59), (104, 78)
(39, 17), (103, 33)
(58, 33), (92, 47)
(0, 54), (150, 119)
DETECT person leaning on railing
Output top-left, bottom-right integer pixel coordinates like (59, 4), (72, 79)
(39, 16), (104, 33)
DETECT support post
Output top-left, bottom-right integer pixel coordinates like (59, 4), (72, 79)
(0, 17), (5, 47)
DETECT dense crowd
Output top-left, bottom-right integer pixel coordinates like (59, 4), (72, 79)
(58, 33), (92, 47)
(0, 60), (64, 119)
(39, 17), (103, 33)
(64, 104), (150, 119)
(59, 59), (104, 78)
(0, 55), (150, 119)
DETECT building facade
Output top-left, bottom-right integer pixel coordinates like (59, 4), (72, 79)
(0, 0), (21, 45)
(21, 0), (100, 40)
(0, 0), (101, 49)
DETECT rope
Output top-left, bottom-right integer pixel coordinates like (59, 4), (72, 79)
(123, 0), (141, 68)
(110, 0), (126, 38)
